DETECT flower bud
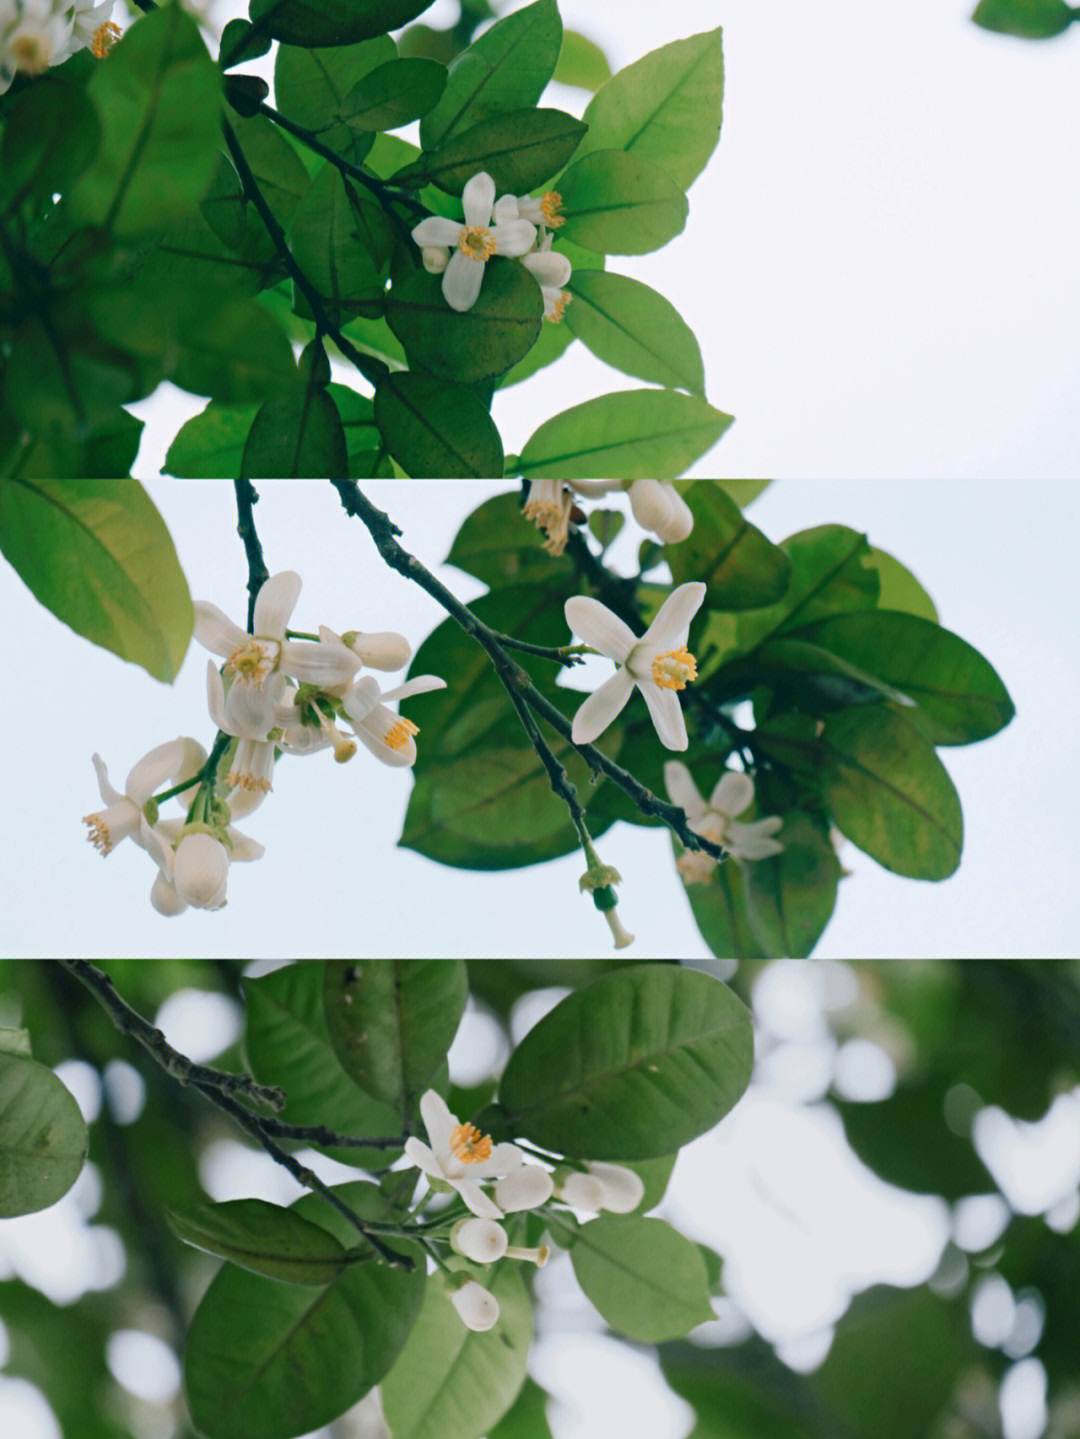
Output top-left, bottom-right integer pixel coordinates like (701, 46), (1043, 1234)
(450, 1218), (508, 1264)
(172, 831), (229, 910)
(586, 1162), (645, 1214)
(628, 479), (677, 538)
(555, 1170), (607, 1211)
(150, 870), (187, 917)
(449, 1277), (500, 1332)
(343, 630), (413, 671)
(493, 1164), (554, 1213)
(422, 245), (450, 274)
(655, 489), (694, 544)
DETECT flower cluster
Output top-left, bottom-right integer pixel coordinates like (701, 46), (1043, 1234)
(665, 764), (784, 881)
(83, 572), (443, 915)
(1, 0), (119, 94)
(523, 479), (694, 556)
(405, 1092), (645, 1332)
(411, 171), (572, 319)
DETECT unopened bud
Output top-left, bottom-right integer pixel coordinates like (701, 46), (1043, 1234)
(450, 1218), (507, 1264)
(448, 1277), (500, 1332)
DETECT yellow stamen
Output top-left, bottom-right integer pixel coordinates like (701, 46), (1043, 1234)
(92, 21), (121, 57)
(227, 770), (272, 793)
(546, 291), (571, 324)
(540, 192), (565, 228)
(450, 1123), (492, 1164)
(676, 849), (716, 886)
(83, 815), (112, 856)
(12, 36), (50, 73)
(384, 717), (420, 751)
(225, 640), (273, 685)
(458, 225), (497, 261)
(652, 646), (698, 691)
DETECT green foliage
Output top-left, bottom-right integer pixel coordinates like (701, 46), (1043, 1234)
(565, 271), (705, 393)
(566, 1214), (714, 1341)
(397, 107), (586, 194)
(339, 57), (448, 131)
(275, 37), (396, 162)
(668, 482), (791, 607)
(493, 966), (754, 1159)
(374, 371), (504, 477)
(0, 1052), (87, 1217)
(972, 0), (1075, 37)
(166, 1198), (352, 1285)
(518, 390), (733, 478)
(0, 478), (193, 682)
(742, 811), (841, 958)
(245, 0), (435, 49)
(557, 150), (690, 254)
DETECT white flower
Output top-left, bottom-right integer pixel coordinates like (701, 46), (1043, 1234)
(493, 1164), (554, 1213)
(522, 479), (624, 556)
(2, 0), (72, 76)
(194, 572), (359, 738)
(83, 737), (205, 872)
(521, 233), (572, 322)
(421, 245), (449, 274)
(404, 1090), (525, 1219)
(564, 582), (706, 751)
(410, 172), (536, 312)
(664, 764), (784, 882)
(450, 1217), (507, 1264)
(341, 672), (446, 768)
(494, 190), (565, 232)
(448, 1277), (500, 1332)
(555, 1163), (644, 1213)
(338, 628), (413, 672)
(71, 0), (119, 55)
(627, 480), (694, 545)
(154, 822), (265, 913)
(555, 1170), (607, 1210)
(206, 662), (280, 806)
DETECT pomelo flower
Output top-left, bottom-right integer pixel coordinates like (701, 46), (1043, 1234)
(555, 1163), (644, 1213)
(664, 764), (784, 882)
(404, 1090), (525, 1219)
(493, 1164), (554, 1213)
(1, 0), (73, 80)
(410, 172), (536, 312)
(450, 1218), (507, 1264)
(448, 1277), (499, 1332)
(342, 673), (446, 768)
(71, 0), (119, 55)
(521, 234), (572, 322)
(564, 582), (706, 750)
(153, 820), (264, 914)
(206, 662), (279, 804)
(494, 190), (565, 232)
(83, 738), (205, 872)
(627, 480), (694, 545)
(522, 479), (624, 556)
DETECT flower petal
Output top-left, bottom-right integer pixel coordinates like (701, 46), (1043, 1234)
(225, 678), (277, 739)
(227, 828), (265, 862)
(564, 596), (637, 662)
(490, 218), (537, 257)
(442, 250), (485, 312)
(642, 581), (707, 650)
(150, 871), (187, 916)
(342, 675), (382, 725)
(522, 250), (572, 287)
(127, 736), (202, 804)
(253, 571), (301, 638)
(663, 761), (708, 821)
(469, 1143), (524, 1180)
(354, 714), (416, 767)
(493, 194), (521, 223)
(279, 639), (358, 689)
(454, 1178), (504, 1220)
(461, 171), (495, 228)
(404, 1137), (441, 1178)
(710, 770), (755, 818)
(380, 675), (446, 703)
(91, 753), (123, 807)
(639, 680), (688, 751)
(194, 601), (249, 658)
(571, 668), (635, 745)
(412, 216), (462, 247)
(206, 662), (229, 732)
(420, 1089), (457, 1158)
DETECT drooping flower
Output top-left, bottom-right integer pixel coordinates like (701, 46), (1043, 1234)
(341, 673), (446, 768)
(494, 190), (565, 232)
(2, 0), (72, 78)
(410, 172), (536, 312)
(627, 480), (694, 545)
(448, 1277), (500, 1332)
(404, 1090), (526, 1219)
(521, 233), (572, 322)
(206, 662), (279, 804)
(153, 820), (265, 914)
(450, 1217), (508, 1264)
(83, 737), (205, 871)
(564, 582), (707, 750)
(555, 1162), (645, 1213)
(664, 764), (784, 882)
(522, 479), (624, 556)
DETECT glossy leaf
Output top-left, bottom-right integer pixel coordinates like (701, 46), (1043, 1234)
(445, 490), (559, 589)
(565, 271), (705, 393)
(322, 960), (467, 1116)
(385, 263), (543, 383)
(553, 30), (612, 91)
(420, 0), (562, 149)
(374, 371), (503, 477)
(518, 390), (732, 479)
(70, 5), (220, 238)
(836, 1081), (996, 1200)
(275, 38), (395, 162)
(575, 29), (723, 190)
(668, 481), (791, 608)
(399, 108), (586, 194)
(165, 403), (258, 478)
(166, 1198), (350, 1285)
(340, 57), (447, 130)
(495, 966), (753, 1159)
(558, 150), (689, 254)
(681, 851), (767, 960)
(567, 1215), (713, 1342)
(487, 1378), (554, 1439)
(245, 0), (435, 49)
(972, 0), (1074, 37)
(380, 1264), (532, 1439)
(289, 165), (392, 321)
(0, 1054), (88, 1218)
(240, 368), (348, 479)
(184, 1185), (425, 1439)
(0, 479), (193, 682)
(866, 547), (938, 623)
(742, 811), (840, 958)
(0, 83), (99, 215)
(169, 300), (296, 405)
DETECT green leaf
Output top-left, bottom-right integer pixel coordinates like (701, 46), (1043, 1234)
(184, 1185), (425, 1439)
(626, 1154), (679, 1212)
(241, 367), (348, 479)
(564, 271), (704, 394)
(495, 966), (753, 1159)
(289, 164), (393, 322)
(487, 1378), (553, 1439)
(972, 0), (1074, 37)
(0, 1054), (88, 1218)
(380, 1264), (532, 1439)
(445, 490), (556, 588)
(553, 31), (612, 91)
(339, 57), (447, 130)
(166, 1198), (350, 1285)
(758, 708), (964, 880)
(742, 811), (840, 958)
(223, 113), (312, 236)
(329, 383), (390, 476)
(169, 300), (296, 405)
(0, 82), (100, 216)
(680, 852), (767, 960)
(0, 479), (193, 682)
(575, 29), (723, 190)
(219, 18), (272, 66)
(668, 481), (791, 608)
(275, 37), (395, 163)
(836, 1081), (996, 1200)
(566, 1215), (713, 1342)
(322, 961), (467, 1116)
(0, 1029), (32, 1058)
(500, 311), (576, 387)
(245, 0), (435, 50)
(164, 403), (257, 478)
(421, 0), (562, 150)
(242, 965), (404, 1164)
(70, 5), (220, 238)
(558, 150), (689, 254)
(399, 108), (585, 194)
(866, 547), (938, 623)
(518, 390), (731, 479)
(374, 371), (504, 477)
(385, 262), (543, 384)
(785, 611), (1015, 745)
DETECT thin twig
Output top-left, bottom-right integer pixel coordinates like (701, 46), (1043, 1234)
(234, 480), (269, 633)
(252, 1117), (407, 1150)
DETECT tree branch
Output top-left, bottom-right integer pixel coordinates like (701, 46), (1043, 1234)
(234, 479), (269, 633)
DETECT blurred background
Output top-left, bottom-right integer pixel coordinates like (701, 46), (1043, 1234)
(1, 959), (1078, 1439)
(124, 0), (1080, 480)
